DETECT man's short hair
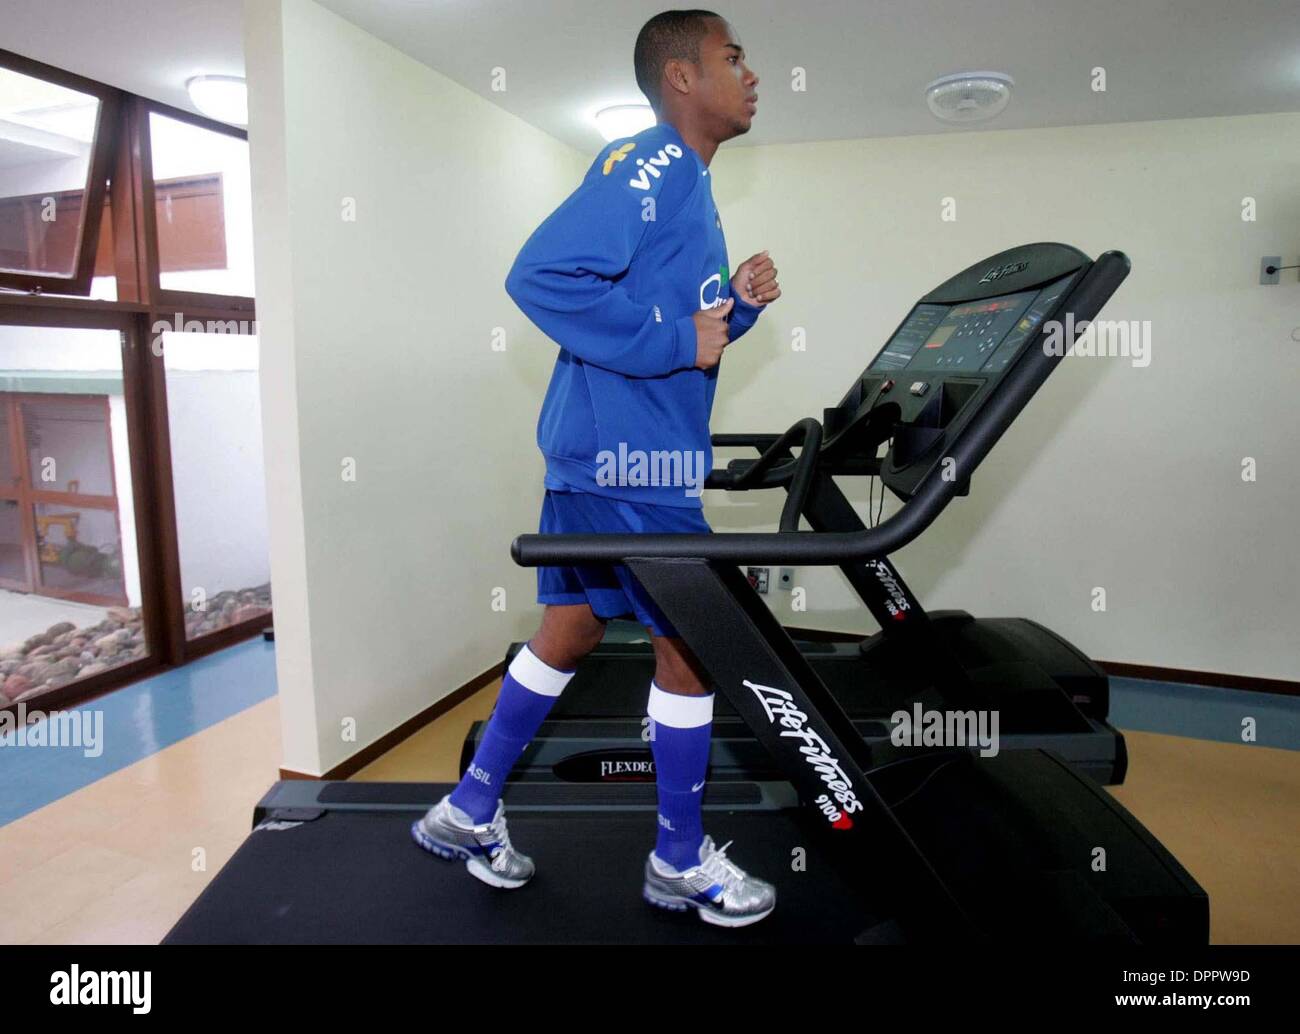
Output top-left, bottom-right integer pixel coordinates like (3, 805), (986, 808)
(633, 10), (721, 110)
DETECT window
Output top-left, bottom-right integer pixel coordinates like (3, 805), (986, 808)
(0, 61), (116, 295)
(0, 52), (264, 710)
(0, 324), (148, 707)
(150, 113), (255, 298)
(160, 330), (271, 640)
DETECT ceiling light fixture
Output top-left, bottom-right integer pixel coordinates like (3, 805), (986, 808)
(593, 104), (655, 142)
(924, 72), (1015, 123)
(186, 74), (248, 127)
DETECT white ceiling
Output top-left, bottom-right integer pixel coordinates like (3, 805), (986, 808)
(317, 0), (1300, 149)
(2, 0), (1298, 150)
(0, 0), (246, 122)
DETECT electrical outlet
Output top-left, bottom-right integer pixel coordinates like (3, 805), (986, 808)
(778, 568), (794, 590)
(746, 566), (770, 594)
(1261, 257), (1281, 285)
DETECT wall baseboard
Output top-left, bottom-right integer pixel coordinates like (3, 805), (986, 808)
(1098, 661), (1299, 698)
(279, 660), (505, 781)
(785, 627), (1300, 697)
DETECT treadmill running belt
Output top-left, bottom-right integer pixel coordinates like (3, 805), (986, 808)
(164, 809), (878, 944)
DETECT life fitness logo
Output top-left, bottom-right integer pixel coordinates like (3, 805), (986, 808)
(978, 259), (1029, 284)
(869, 559), (910, 621)
(743, 679), (863, 829)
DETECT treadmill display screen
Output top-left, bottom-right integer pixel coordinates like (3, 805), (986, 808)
(868, 273), (1078, 375)
(977, 272), (1078, 373)
(903, 290), (1038, 372)
(869, 304), (948, 371)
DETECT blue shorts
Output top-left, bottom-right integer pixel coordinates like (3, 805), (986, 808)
(536, 489), (711, 637)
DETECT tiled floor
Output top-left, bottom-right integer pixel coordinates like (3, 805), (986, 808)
(2, 640), (1298, 944)
(1, 637), (278, 826)
(0, 695), (281, 943)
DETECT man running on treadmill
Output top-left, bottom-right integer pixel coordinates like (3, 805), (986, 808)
(413, 10), (781, 928)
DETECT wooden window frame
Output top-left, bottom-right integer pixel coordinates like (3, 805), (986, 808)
(138, 97), (254, 314)
(0, 48), (122, 297)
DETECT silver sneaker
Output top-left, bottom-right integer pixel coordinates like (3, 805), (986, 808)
(411, 795), (535, 889)
(643, 835), (776, 928)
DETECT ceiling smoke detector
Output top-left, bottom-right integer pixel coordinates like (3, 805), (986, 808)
(924, 72), (1015, 123)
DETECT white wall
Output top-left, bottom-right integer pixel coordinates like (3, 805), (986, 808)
(244, 0), (585, 775)
(158, 332), (269, 604)
(0, 323), (120, 370)
(706, 112), (1300, 681)
(164, 369), (270, 601)
(0, 155), (88, 197)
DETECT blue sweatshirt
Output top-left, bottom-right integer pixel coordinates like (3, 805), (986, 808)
(505, 121), (763, 508)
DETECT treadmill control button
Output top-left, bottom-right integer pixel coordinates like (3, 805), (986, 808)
(909, 381), (929, 396)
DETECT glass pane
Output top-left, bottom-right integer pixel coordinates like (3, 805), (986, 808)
(0, 324), (148, 707)
(33, 501), (126, 598)
(161, 331), (271, 639)
(39, 185), (118, 301)
(150, 113), (254, 297)
(0, 400), (12, 483)
(21, 396), (117, 496)
(0, 499), (24, 581)
(90, 187), (117, 301)
(0, 67), (102, 278)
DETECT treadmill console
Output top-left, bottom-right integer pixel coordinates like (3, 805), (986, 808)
(868, 278), (1072, 377)
(824, 243), (1099, 499)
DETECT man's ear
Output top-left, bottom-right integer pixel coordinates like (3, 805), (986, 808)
(662, 57), (692, 99)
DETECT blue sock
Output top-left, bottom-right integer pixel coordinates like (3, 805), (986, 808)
(449, 644), (573, 823)
(648, 682), (714, 871)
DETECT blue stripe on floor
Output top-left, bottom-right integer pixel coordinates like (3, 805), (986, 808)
(1109, 676), (1300, 751)
(0, 638), (277, 828)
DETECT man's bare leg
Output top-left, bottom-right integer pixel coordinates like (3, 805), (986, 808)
(529, 603), (607, 670)
(651, 634), (711, 696)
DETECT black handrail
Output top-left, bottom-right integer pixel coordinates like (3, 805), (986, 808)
(710, 432), (781, 450)
(775, 419), (822, 532)
(714, 417), (823, 533)
(513, 479), (938, 567)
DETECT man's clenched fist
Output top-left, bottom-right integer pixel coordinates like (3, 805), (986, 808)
(693, 297), (735, 369)
(732, 251), (781, 307)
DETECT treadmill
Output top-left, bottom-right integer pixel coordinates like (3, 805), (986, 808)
(470, 253), (1125, 787)
(166, 244), (1207, 945)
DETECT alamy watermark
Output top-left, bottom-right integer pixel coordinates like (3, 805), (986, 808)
(890, 703), (1000, 757)
(595, 443), (709, 498)
(151, 313), (259, 356)
(0, 704), (103, 758)
(50, 966), (150, 1014)
(1043, 314), (1151, 368)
